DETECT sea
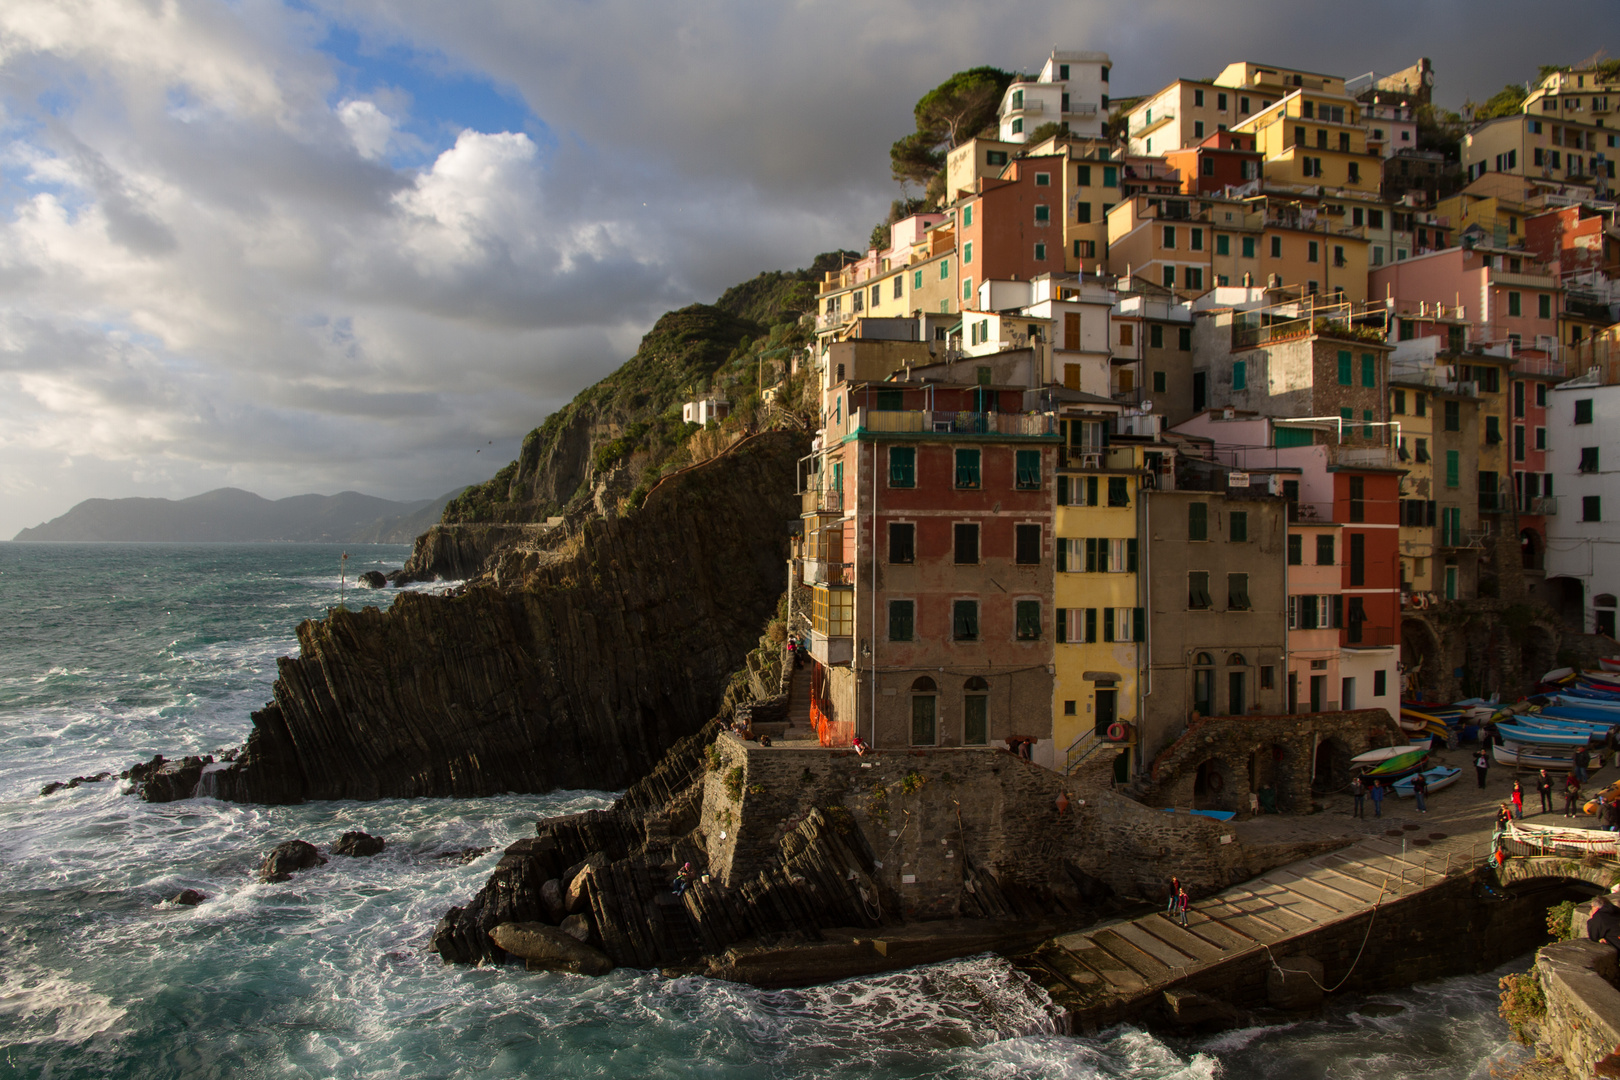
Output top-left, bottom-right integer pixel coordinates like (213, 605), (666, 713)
(0, 542), (1534, 1079)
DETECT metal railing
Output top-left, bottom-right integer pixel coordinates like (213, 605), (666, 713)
(1522, 495), (1558, 516)
(1478, 493), (1514, 514)
(851, 408), (1057, 438)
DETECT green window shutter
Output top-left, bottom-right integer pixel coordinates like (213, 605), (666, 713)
(1057, 475), (1070, 505)
(876, 389), (904, 411)
(1445, 450), (1459, 487)
(1016, 449), (1040, 489)
(1134, 607), (1146, 642)
(888, 600), (914, 641)
(1230, 512), (1247, 542)
(1287, 534), (1301, 564)
(1361, 353), (1375, 387)
(1085, 608), (1097, 642)
(1108, 476), (1128, 506)
(913, 269), (923, 290)
(940, 259), (950, 280)
(1216, 234), (1230, 256)
(1085, 538), (1098, 573)
(888, 446), (915, 487)
(1363, 409), (1373, 436)
(1103, 608), (1115, 642)
(1056, 608), (1068, 644)
(1057, 540), (1068, 573)
(1087, 476), (1099, 505)
(1188, 502), (1208, 541)
(1016, 600), (1041, 640)
(1127, 538), (1138, 572)
(1337, 350), (1352, 385)
(955, 448), (980, 487)
(1332, 594), (1344, 629)
(1233, 360), (1246, 391)
(1275, 427), (1313, 448)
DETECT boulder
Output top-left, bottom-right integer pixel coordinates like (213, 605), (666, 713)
(137, 756), (208, 802)
(434, 846), (492, 864)
(560, 913), (595, 944)
(488, 922), (613, 976)
(170, 889), (208, 906)
(1266, 955), (1326, 1010)
(357, 571), (387, 589)
(260, 840), (326, 882)
(565, 866), (595, 915)
(333, 831), (385, 857)
(541, 878), (566, 923)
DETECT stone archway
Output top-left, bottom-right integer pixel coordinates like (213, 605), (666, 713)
(1548, 577), (1586, 634)
(1313, 736), (1352, 795)
(1193, 758), (1234, 812)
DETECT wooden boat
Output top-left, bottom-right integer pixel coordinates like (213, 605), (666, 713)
(1497, 723), (1592, 748)
(1494, 743), (1579, 770)
(1351, 743), (1433, 767)
(1392, 765), (1461, 798)
(1520, 713), (1616, 736)
(1598, 657), (1620, 673)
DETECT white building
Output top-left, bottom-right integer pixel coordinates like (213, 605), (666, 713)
(999, 50), (1111, 143)
(1546, 372), (1620, 637)
(682, 396), (731, 426)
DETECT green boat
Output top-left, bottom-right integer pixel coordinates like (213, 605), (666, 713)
(1363, 749), (1428, 778)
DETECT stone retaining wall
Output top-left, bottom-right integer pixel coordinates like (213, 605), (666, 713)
(1533, 939), (1620, 1078)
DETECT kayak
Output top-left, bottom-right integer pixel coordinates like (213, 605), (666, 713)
(1392, 765), (1461, 798)
(1363, 749), (1428, 778)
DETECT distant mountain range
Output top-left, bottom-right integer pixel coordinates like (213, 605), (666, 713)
(12, 487), (464, 544)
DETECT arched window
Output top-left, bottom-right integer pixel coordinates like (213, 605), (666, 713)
(911, 677), (937, 745)
(1229, 653), (1247, 666)
(963, 677), (989, 745)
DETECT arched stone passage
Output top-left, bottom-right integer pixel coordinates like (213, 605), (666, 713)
(1548, 576), (1586, 634)
(1496, 858), (1620, 893)
(1313, 736), (1352, 794)
(1192, 757), (1235, 812)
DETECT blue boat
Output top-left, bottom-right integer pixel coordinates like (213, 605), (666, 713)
(1392, 765), (1462, 798)
(1497, 723), (1592, 747)
(1530, 710), (1617, 733)
(1159, 807), (1236, 822)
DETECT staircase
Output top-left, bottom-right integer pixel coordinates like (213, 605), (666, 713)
(785, 665), (813, 739)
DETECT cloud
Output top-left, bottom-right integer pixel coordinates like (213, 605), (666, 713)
(0, 0), (1616, 538)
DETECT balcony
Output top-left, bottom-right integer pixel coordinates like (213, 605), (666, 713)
(809, 585), (854, 667)
(1287, 501), (1337, 523)
(801, 488), (843, 514)
(1130, 110), (1175, 138)
(802, 560), (854, 587)
(1065, 102), (1099, 116)
(1522, 495), (1558, 516)
(815, 310), (855, 330)
(842, 407), (1058, 440)
(1478, 493), (1514, 515)
(1344, 625), (1399, 648)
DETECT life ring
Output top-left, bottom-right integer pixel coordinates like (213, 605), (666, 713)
(1207, 770), (1224, 792)
(1106, 722), (1129, 741)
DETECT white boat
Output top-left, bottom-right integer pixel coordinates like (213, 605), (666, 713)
(1543, 667), (1577, 683)
(1350, 742), (1434, 767)
(1493, 744), (1579, 770)
(1392, 765), (1462, 798)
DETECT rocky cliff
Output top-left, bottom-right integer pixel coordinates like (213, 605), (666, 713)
(188, 431), (804, 804)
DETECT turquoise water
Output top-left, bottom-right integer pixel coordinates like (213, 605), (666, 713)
(0, 543), (1533, 1078)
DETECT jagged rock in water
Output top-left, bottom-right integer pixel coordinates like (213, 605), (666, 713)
(170, 889), (208, 906)
(137, 756), (209, 802)
(39, 772), (112, 797)
(333, 832), (385, 857)
(260, 840), (326, 882)
(191, 433), (803, 805)
(434, 847), (492, 864)
(357, 571), (387, 589)
(488, 923), (614, 976)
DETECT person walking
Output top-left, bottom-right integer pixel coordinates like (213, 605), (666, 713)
(1412, 771), (1428, 813)
(1165, 875), (1181, 917)
(1538, 770), (1555, 815)
(1350, 775), (1366, 819)
(1474, 747), (1490, 789)
(1369, 779), (1386, 818)
(1576, 747), (1591, 784)
(1566, 774), (1584, 818)
(1175, 886), (1191, 928)
(1511, 779), (1525, 820)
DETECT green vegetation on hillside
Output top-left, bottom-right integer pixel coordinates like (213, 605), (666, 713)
(889, 66), (1020, 201)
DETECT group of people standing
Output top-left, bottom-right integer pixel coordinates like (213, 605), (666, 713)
(1349, 773), (1428, 816)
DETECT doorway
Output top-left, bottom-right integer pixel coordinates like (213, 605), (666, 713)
(1310, 674), (1326, 713)
(1095, 687), (1118, 735)
(963, 676), (989, 745)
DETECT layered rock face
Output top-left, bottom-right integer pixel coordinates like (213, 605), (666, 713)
(195, 432), (803, 804)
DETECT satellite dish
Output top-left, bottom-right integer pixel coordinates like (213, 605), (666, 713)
(1140, 399), (1155, 412)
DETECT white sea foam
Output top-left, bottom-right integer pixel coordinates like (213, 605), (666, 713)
(0, 968), (127, 1046)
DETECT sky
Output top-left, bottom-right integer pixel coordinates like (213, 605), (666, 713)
(1, 1), (1615, 537)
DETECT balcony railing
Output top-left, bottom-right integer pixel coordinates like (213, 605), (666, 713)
(815, 310), (855, 330)
(1129, 110), (1175, 137)
(803, 560), (854, 587)
(1345, 625), (1399, 647)
(847, 408), (1057, 438)
(1287, 501), (1338, 524)
(1478, 493), (1514, 515)
(1522, 495), (1558, 516)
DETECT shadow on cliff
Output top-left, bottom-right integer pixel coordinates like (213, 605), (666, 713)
(156, 431), (806, 804)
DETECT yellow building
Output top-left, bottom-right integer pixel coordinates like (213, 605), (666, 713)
(1233, 89), (1382, 195)
(1053, 421), (1146, 779)
(1460, 114), (1616, 187)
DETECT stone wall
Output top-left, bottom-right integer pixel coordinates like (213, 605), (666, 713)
(1143, 709), (1406, 816)
(1532, 939), (1620, 1078)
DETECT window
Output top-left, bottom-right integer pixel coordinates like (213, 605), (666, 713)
(1539, 294), (1551, 319)
(893, 275), (903, 300)
(1163, 225), (1176, 249)
(1515, 426), (1525, 461)
(889, 522), (915, 564)
(1011, 118), (1023, 135)
(1308, 241), (1319, 263)
(1016, 600), (1041, 641)
(1444, 400), (1460, 432)
(888, 446), (916, 488)
(953, 600), (979, 641)
(1228, 573), (1251, 610)
(963, 278), (972, 300)
(1361, 353), (1375, 388)
(1151, 324), (1163, 349)
(940, 259), (950, 280)
(1230, 511), (1248, 541)
(1337, 350), (1352, 386)
(1346, 597), (1366, 643)
(1393, 389), (1406, 415)
(1577, 399), (1594, 424)
(1486, 416), (1501, 444)
(1185, 267), (1203, 290)
(1191, 229), (1204, 251)
(1582, 446), (1600, 473)
(1035, 172), (1050, 187)
(1016, 524), (1041, 564)
(1034, 242), (1047, 261)
(1013, 449), (1041, 491)
(1034, 204), (1050, 223)
(963, 241), (973, 265)
(889, 600), (914, 641)
(1217, 234), (1230, 256)
(1508, 292), (1521, 317)
(1586, 496), (1604, 523)
(1233, 360), (1247, 391)
(1103, 166), (1117, 187)
(955, 448), (980, 488)
(1349, 476), (1365, 523)
(1108, 477), (1129, 507)
(1415, 394), (1427, 418)
(1077, 202), (1092, 223)
(1288, 533), (1302, 564)
(1189, 502), (1208, 541)
(1179, 327), (1191, 351)
(1349, 533), (1365, 586)
(1536, 427), (1546, 450)
(1445, 450), (1460, 488)
(1119, 323), (1134, 346)
(1219, 92), (1228, 111)
(1270, 236), (1282, 258)
(1189, 571), (1212, 609)
(1316, 534), (1335, 566)
(1154, 371), (1167, 393)
(1242, 236), (1256, 258)
(1078, 165), (1091, 186)
(954, 523), (980, 564)
(1163, 265), (1176, 288)
(913, 269), (923, 290)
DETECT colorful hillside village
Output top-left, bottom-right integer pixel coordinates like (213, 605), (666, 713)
(786, 51), (1620, 792)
